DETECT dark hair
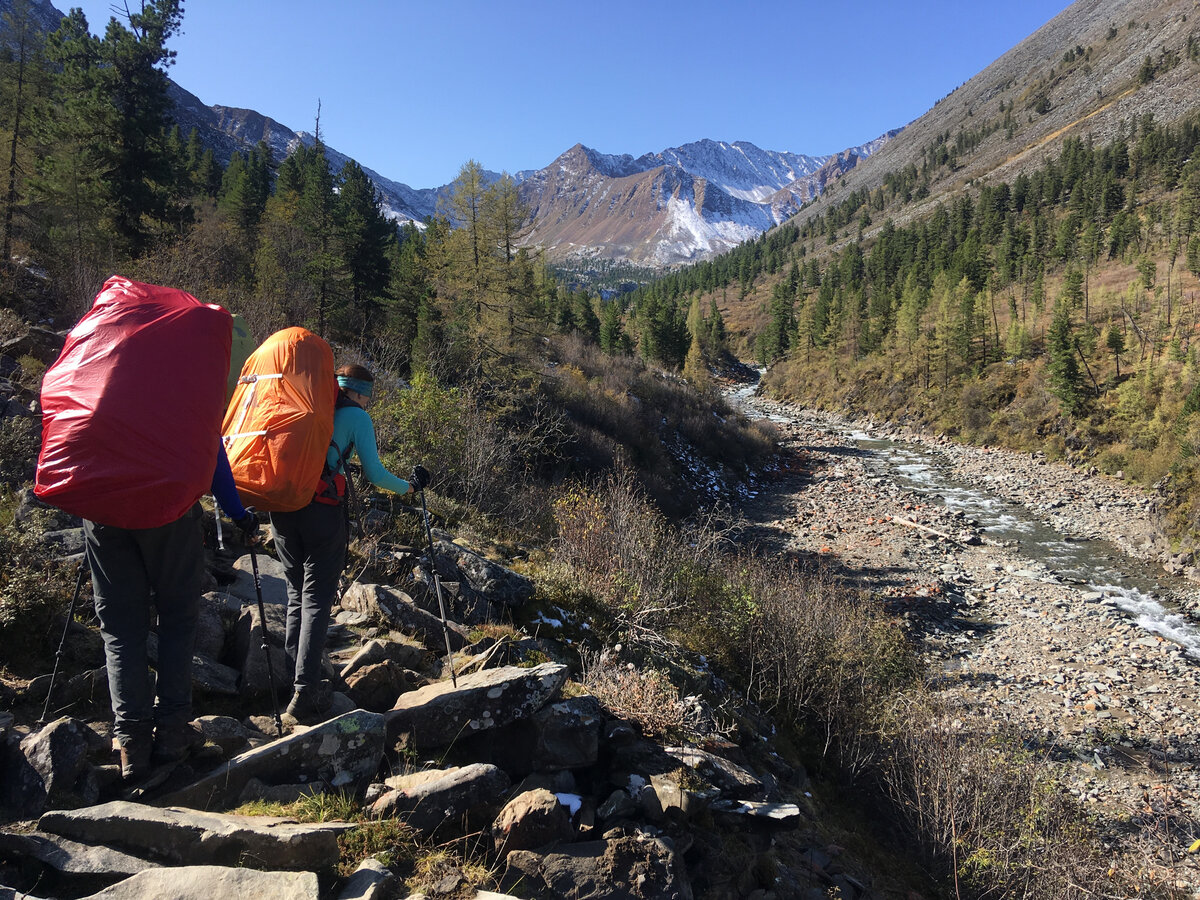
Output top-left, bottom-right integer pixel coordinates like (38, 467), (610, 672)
(336, 364), (374, 383)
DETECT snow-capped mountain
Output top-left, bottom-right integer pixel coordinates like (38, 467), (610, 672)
(4, 0), (898, 269)
(512, 134), (896, 267)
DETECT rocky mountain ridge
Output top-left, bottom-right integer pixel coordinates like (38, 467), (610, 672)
(791, 0), (1200, 232)
(0, 0), (901, 269)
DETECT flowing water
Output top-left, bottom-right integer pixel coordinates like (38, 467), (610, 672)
(732, 385), (1200, 660)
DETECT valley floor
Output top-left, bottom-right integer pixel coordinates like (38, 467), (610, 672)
(735, 391), (1200, 893)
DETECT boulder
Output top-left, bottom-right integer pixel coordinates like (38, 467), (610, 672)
(339, 637), (432, 679)
(77, 865), (319, 899)
(662, 746), (765, 800)
(224, 553), (290, 607)
(192, 715), (267, 755)
(228, 601), (291, 701)
(491, 788), (574, 856)
(194, 592), (230, 660)
(0, 830), (158, 878)
(343, 660), (412, 712)
(38, 801), (346, 870)
(161, 710), (385, 811)
(341, 583), (469, 651)
(4, 718), (99, 817)
(504, 834), (689, 900)
(533, 697), (603, 772)
(187, 653), (240, 697)
(386, 663), (568, 751)
(337, 857), (396, 900)
(434, 540), (535, 608)
(368, 762), (510, 834)
(1, 327), (64, 366)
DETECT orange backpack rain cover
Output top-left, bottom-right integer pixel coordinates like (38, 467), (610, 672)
(35, 276), (232, 529)
(222, 327), (336, 512)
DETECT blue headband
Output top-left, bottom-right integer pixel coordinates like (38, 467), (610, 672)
(338, 376), (373, 398)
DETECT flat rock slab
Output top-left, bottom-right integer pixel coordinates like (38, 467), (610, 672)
(711, 799), (804, 827)
(38, 801), (347, 870)
(663, 745), (765, 799)
(369, 762), (510, 833)
(77, 865), (319, 899)
(225, 553), (290, 606)
(0, 830), (158, 877)
(386, 663), (568, 751)
(160, 709), (385, 811)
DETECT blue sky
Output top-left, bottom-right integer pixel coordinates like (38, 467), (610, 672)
(71, 0), (1072, 190)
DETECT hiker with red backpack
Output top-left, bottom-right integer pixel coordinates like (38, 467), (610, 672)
(36, 277), (260, 783)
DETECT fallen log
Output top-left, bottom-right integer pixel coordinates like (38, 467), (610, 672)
(890, 515), (961, 545)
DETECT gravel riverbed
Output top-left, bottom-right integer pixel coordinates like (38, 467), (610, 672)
(738, 394), (1200, 891)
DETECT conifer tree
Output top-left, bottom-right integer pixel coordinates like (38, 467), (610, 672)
(335, 158), (393, 339)
(1, 0), (47, 262)
(1048, 300), (1084, 414)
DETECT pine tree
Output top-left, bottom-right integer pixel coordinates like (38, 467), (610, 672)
(1047, 300), (1084, 414)
(0, 0), (47, 262)
(335, 158), (393, 339)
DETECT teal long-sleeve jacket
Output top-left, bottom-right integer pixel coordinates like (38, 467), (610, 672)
(327, 404), (411, 495)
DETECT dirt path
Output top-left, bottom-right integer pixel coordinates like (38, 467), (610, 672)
(736, 394), (1200, 889)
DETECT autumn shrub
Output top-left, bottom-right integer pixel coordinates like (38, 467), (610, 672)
(370, 371), (566, 532)
(875, 690), (1170, 900)
(547, 469), (918, 769)
(579, 649), (690, 739)
(0, 509), (75, 668)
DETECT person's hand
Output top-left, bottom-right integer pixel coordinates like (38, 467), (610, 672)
(410, 465), (431, 492)
(235, 508), (261, 545)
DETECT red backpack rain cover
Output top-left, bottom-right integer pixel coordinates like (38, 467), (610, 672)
(35, 276), (232, 529)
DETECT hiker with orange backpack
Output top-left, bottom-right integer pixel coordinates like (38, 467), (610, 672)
(223, 335), (419, 728)
(271, 364), (416, 726)
(36, 278), (260, 783)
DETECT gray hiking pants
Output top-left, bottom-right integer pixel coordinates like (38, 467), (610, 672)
(83, 503), (204, 746)
(269, 501), (347, 699)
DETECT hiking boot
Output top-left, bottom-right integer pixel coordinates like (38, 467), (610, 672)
(151, 721), (203, 766)
(119, 737), (153, 783)
(281, 690), (333, 728)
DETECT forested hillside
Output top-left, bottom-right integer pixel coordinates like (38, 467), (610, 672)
(0, 0), (772, 524)
(611, 1), (1200, 546)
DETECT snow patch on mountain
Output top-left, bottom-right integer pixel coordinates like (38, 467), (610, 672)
(656, 196), (765, 265)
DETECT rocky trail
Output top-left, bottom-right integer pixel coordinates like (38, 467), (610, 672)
(737, 392), (1200, 889)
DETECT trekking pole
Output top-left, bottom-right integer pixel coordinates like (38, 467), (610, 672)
(248, 543), (284, 733)
(38, 559), (89, 727)
(415, 477), (457, 688)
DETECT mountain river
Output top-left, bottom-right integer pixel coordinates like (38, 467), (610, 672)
(731, 384), (1200, 661)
